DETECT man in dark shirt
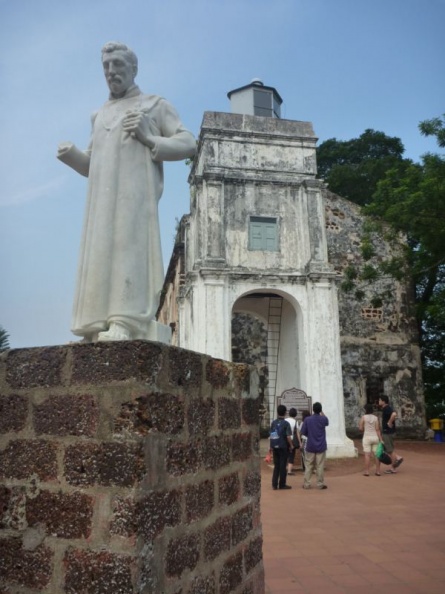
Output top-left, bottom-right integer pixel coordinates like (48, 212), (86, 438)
(379, 395), (404, 474)
(270, 404), (294, 490)
(301, 402), (329, 490)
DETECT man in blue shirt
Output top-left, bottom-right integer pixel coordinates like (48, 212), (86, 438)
(301, 402), (329, 490)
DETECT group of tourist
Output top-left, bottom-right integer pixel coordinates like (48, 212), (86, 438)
(269, 395), (403, 490)
(269, 401), (329, 490)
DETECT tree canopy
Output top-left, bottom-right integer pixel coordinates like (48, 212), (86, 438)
(317, 116), (445, 418)
(317, 129), (410, 205)
(367, 116), (445, 417)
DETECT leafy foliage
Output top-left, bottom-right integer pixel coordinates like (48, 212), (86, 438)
(317, 129), (410, 205)
(317, 117), (445, 418)
(0, 326), (10, 351)
(419, 114), (445, 148)
(366, 116), (445, 341)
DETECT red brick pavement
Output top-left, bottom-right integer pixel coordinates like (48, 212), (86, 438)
(261, 442), (445, 593)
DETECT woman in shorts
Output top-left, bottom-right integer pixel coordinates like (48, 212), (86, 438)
(359, 403), (383, 476)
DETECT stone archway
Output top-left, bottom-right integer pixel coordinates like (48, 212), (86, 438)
(232, 291), (301, 426)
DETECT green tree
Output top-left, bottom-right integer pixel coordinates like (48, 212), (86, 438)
(419, 115), (445, 148)
(0, 325), (10, 351)
(317, 117), (445, 418)
(317, 129), (410, 205)
(366, 116), (445, 417)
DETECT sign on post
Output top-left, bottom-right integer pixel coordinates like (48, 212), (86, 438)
(279, 388), (312, 421)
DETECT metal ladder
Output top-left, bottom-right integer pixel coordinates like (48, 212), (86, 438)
(266, 296), (283, 420)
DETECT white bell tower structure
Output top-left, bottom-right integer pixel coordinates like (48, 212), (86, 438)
(176, 81), (355, 457)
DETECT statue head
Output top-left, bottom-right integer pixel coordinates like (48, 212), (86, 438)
(101, 42), (138, 98)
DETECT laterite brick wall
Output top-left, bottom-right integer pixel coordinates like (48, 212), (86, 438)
(0, 341), (264, 593)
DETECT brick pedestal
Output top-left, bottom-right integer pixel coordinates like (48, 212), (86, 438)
(0, 341), (264, 593)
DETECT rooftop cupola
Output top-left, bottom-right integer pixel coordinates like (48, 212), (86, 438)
(227, 79), (282, 118)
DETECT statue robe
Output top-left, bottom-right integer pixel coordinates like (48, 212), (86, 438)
(64, 86), (195, 338)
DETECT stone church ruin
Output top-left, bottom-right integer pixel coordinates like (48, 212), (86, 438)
(158, 80), (426, 443)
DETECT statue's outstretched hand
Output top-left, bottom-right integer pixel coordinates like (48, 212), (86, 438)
(122, 110), (155, 149)
(56, 141), (90, 177)
(57, 141), (74, 156)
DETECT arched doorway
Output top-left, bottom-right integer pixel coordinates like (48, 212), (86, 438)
(232, 291), (301, 427)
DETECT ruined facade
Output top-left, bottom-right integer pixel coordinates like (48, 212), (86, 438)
(324, 191), (424, 437)
(158, 102), (425, 441)
(158, 110), (357, 457)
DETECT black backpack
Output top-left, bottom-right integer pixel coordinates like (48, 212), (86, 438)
(269, 419), (288, 449)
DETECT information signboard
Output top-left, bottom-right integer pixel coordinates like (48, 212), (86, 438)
(279, 388), (312, 421)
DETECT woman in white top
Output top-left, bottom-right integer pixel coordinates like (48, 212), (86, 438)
(359, 403), (383, 476)
(286, 408), (301, 475)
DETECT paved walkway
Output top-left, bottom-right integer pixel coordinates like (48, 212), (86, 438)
(261, 442), (445, 593)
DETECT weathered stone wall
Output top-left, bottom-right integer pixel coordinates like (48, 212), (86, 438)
(324, 190), (425, 437)
(187, 112), (324, 275)
(231, 314), (267, 366)
(0, 341), (264, 593)
(157, 217), (188, 348)
(156, 189), (425, 439)
(157, 110), (424, 444)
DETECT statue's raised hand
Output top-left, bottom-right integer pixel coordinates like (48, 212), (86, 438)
(122, 109), (155, 149)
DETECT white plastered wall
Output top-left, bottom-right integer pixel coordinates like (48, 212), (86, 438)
(180, 277), (355, 457)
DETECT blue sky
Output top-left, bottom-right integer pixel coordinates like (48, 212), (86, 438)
(1, 0), (444, 348)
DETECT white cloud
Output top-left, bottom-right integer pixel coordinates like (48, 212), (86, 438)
(0, 177), (66, 207)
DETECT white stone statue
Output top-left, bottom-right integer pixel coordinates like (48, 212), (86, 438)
(58, 42), (196, 342)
